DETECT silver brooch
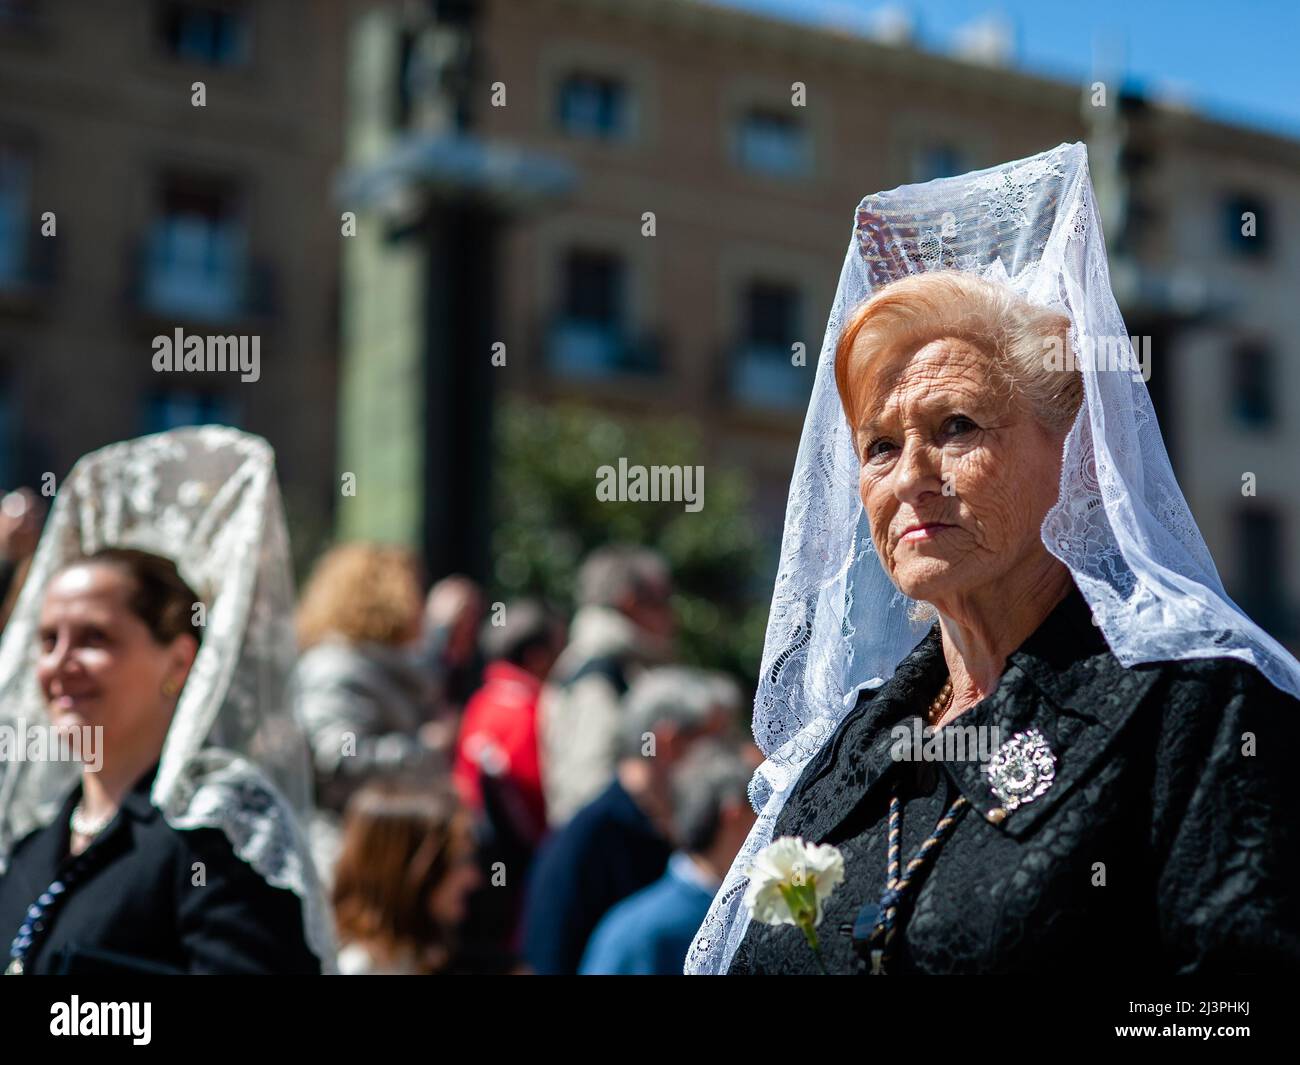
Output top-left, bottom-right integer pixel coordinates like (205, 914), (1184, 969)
(985, 729), (1056, 812)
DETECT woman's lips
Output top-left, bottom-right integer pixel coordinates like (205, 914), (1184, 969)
(49, 692), (97, 712)
(899, 523), (954, 543)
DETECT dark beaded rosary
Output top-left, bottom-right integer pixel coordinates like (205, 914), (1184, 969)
(840, 675), (971, 974)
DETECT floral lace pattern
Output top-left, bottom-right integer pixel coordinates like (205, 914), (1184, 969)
(685, 142), (1300, 975)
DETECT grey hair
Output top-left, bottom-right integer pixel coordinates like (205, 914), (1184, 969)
(835, 269), (1083, 438)
(702, 671), (743, 719)
(619, 666), (731, 758)
(478, 599), (559, 665)
(670, 740), (753, 854)
(577, 545), (670, 609)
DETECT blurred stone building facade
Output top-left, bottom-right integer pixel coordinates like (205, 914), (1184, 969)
(480, 0), (1083, 516)
(0, 0), (348, 563)
(2, 0), (1296, 643)
(335, 0), (1300, 647)
(464, 0), (1300, 644)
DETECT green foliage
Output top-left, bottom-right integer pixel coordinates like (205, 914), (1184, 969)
(491, 398), (770, 686)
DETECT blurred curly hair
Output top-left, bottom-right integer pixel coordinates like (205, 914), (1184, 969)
(296, 543), (423, 650)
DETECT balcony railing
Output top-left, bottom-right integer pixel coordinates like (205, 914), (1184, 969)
(129, 238), (276, 324)
(730, 342), (812, 410)
(546, 317), (662, 379)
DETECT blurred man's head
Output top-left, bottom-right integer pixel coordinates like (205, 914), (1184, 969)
(619, 666), (737, 768)
(479, 599), (565, 681)
(671, 740), (757, 878)
(425, 574), (484, 667)
(577, 545), (674, 644)
(0, 487), (45, 561)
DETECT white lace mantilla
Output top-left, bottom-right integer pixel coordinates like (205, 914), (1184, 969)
(0, 427), (338, 972)
(685, 142), (1300, 975)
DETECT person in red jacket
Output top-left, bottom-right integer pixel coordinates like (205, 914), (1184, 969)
(451, 600), (564, 968)
(453, 602), (564, 845)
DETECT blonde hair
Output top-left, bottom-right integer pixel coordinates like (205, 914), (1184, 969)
(834, 270), (1082, 441)
(296, 543), (423, 650)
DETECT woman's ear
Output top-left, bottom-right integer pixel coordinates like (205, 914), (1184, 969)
(165, 633), (200, 692)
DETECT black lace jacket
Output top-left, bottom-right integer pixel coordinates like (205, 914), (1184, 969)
(728, 585), (1300, 975)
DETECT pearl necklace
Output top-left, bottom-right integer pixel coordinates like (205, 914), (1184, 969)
(69, 802), (115, 839)
(927, 676), (954, 728)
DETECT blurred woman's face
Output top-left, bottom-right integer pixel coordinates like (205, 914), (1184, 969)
(36, 564), (196, 762)
(427, 821), (481, 928)
(851, 337), (1065, 608)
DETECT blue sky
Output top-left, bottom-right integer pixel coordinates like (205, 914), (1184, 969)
(715, 0), (1300, 138)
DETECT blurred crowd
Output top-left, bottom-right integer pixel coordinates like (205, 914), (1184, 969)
(294, 541), (759, 975)
(1, 471), (760, 976)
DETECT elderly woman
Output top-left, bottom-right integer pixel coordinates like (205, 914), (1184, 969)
(695, 145), (1300, 976)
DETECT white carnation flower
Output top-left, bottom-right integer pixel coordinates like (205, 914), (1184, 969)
(743, 836), (845, 928)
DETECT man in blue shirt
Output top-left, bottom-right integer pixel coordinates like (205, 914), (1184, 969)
(579, 742), (755, 975)
(523, 669), (739, 975)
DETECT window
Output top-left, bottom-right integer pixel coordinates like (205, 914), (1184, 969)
(557, 74), (628, 140)
(552, 249), (623, 375)
(143, 389), (239, 434)
(548, 249), (656, 377)
(1223, 193), (1270, 258)
(564, 250), (623, 324)
(736, 110), (809, 178)
(1230, 343), (1274, 429)
(1236, 509), (1287, 635)
(157, 2), (250, 67)
(913, 143), (969, 183)
(0, 146), (31, 289)
(141, 178), (248, 321)
(746, 282), (799, 348)
(733, 281), (807, 408)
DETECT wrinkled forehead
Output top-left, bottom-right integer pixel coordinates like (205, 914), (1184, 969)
(847, 333), (1009, 431)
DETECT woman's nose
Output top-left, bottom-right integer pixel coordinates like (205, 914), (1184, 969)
(892, 437), (942, 500)
(40, 636), (73, 677)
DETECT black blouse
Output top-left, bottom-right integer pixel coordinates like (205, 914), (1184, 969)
(729, 585), (1300, 975)
(0, 766), (322, 975)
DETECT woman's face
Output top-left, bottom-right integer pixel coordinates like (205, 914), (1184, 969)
(851, 337), (1066, 607)
(36, 563), (196, 760)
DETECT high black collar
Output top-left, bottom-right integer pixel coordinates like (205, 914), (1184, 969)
(117, 762), (162, 821)
(4, 763), (163, 909)
(781, 583), (1161, 844)
(893, 582), (1111, 715)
